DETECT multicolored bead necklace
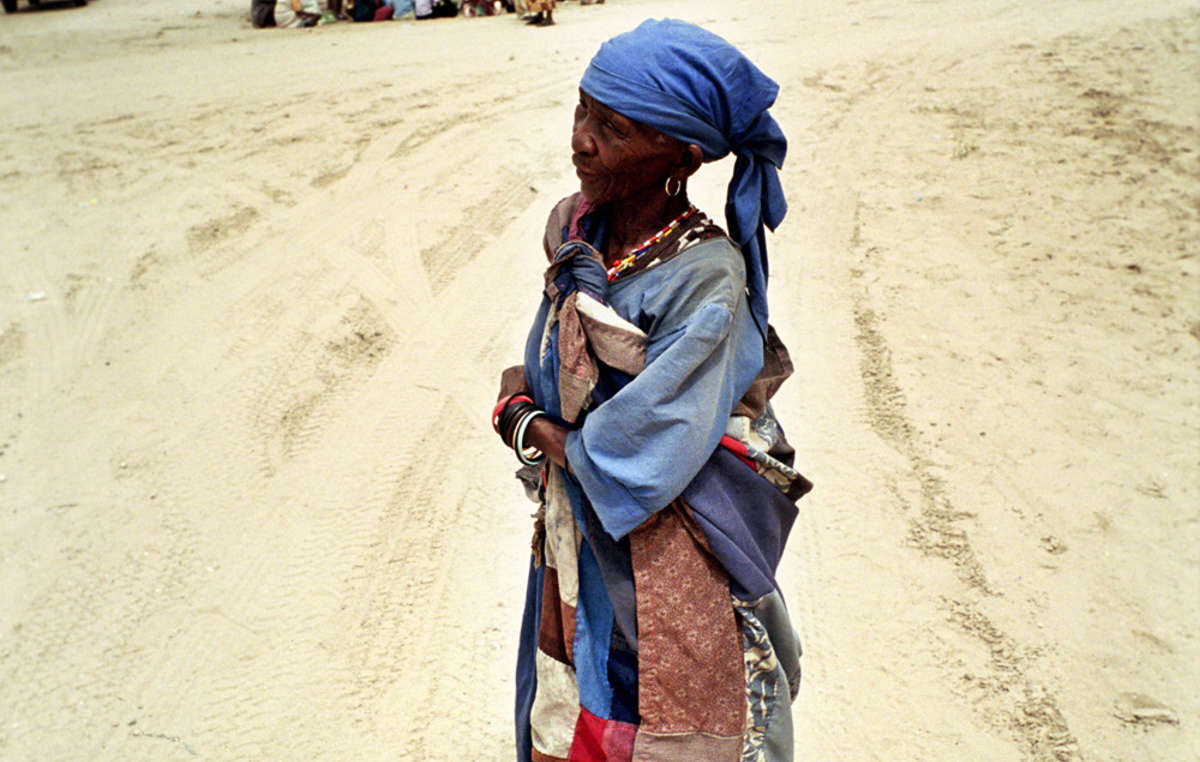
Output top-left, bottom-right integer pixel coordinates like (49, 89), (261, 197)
(605, 205), (698, 282)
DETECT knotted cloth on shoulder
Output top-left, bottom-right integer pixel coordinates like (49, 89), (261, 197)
(542, 239), (646, 424)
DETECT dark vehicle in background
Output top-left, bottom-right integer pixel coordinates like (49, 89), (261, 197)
(4, 0), (88, 12)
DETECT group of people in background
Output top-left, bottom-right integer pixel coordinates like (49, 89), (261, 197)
(251, 0), (601, 28)
(511, 0), (604, 27)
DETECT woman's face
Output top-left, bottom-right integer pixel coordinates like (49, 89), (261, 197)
(571, 90), (683, 206)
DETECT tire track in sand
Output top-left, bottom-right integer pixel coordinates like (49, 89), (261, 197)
(849, 195), (1079, 761)
(334, 397), (511, 760)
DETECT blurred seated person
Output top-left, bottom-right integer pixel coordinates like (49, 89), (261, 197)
(462, 0), (497, 15)
(388, 0), (416, 17)
(415, 0), (458, 18)
(275, 0), (322, 27)
(523, 0), (552, 26)
(353, 0), (400, 20)
(251, 0), (276, 27)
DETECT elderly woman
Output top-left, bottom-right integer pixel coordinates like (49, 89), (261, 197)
(494, 19), (811, 762)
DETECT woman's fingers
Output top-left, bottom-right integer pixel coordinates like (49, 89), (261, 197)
(498, 364), (529, 400)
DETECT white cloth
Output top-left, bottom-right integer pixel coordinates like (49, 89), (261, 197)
(275, 0), (320, 27)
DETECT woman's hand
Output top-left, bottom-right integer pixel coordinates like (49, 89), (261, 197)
(497, 364), (530, 401)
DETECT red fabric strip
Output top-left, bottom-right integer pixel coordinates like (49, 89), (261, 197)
(567, 707), (607, 762)
(719, 434), (758, 470)
(567, 197), (597, 242)
(601, 719), (637, 762)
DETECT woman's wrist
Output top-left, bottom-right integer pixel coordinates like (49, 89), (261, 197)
(527, 416), (568, 469)
(513, 409), (547, 466)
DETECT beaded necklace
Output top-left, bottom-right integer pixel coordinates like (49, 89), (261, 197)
(605, 205), (698, 282)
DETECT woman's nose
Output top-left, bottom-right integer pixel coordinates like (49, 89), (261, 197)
(571, 123), (595, 155)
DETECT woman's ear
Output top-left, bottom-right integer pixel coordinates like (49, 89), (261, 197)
(680, 143), (704, 179)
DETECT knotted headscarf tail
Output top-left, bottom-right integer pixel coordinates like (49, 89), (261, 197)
(579, 18), (788, 331)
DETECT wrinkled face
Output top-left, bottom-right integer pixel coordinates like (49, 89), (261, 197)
(571, 90), (683, 205)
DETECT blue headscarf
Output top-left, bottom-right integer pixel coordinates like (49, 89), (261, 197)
(579, 18), (787, 331)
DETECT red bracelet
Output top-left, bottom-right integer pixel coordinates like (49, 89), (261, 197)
(492, 394), (534, 433)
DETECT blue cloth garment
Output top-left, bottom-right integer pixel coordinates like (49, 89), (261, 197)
(530, 237), (764, 540)
(579, 18), (788, 333)
(682, 447), (799, 601)
(514, 558), (543, 762)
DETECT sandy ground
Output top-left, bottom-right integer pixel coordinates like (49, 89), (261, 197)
(1, 0), (1198, 759)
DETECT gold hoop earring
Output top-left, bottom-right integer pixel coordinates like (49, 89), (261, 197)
(664, 177), (683, 198)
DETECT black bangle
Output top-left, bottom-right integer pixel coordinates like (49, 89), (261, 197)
(498, 400), (537, 448)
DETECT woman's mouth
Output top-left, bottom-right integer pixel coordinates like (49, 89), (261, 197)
(572, 158), (595, 177)
(575, 166), (598, 187)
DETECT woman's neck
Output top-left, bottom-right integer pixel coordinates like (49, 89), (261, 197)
(604, 193), (692, 266)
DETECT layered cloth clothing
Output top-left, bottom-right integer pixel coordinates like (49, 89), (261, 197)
(513, 20), (808, 762)
(514, 196), (811, 762)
